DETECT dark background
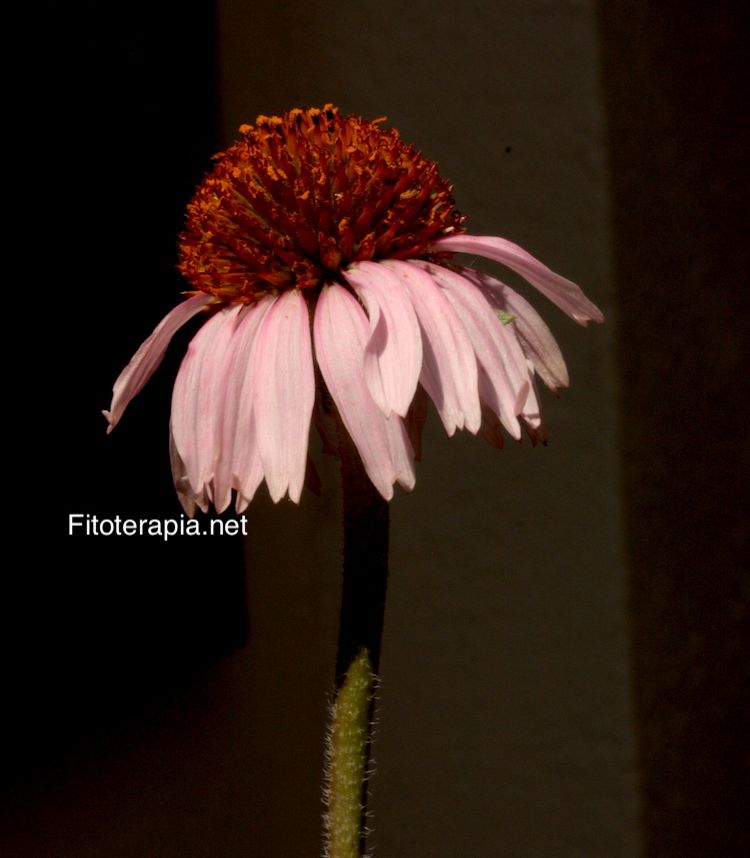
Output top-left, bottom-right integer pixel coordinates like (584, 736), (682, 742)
(5, 2), (748, 856)
(8, 0), (244, 799)
(599, 4), (749, 854)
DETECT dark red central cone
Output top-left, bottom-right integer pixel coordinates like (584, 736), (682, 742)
(179, 105), (465, 303)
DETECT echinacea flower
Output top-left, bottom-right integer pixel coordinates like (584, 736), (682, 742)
(104, 105), (603, 515)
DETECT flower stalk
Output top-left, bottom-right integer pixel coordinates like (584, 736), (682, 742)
(323, 416), (390, 856)
(335, 417), (390, 681)
(324, 648), (375, 858)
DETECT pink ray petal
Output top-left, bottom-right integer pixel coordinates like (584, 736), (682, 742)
(104, 293), (213, 432)
(460, 266), (569, 392)
(418, 262), (528, 440)
(391, 422), (416, 493)
(344, 261), (422, 418)
(202, 305), (245, 506)
(381, 260), (480, 436)
(252, 289), (315, 503)
(478, 359), (547, 449)
(170, 305), (241, 501)
(234, 493), (253, 514)
(476, 368), (522, 448)
(432, 233), (604, 326)
(169, 419), (204, 516)
(313, 283), (415, 499)
(517, 358), (547, 445)
(522, 408), (548, 446)
(230, 297), (275, 512)
(207, 300), (271, 513)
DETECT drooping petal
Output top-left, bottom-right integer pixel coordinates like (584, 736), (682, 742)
(460, 266), (569, 392)
(381, 259), (481, 435)
(104, 293), (213, 432)
(313, 282), (415, 500)
(519, 365), (548, 447)
(478, 360), (547, 449)
(171, 305), (241, 502)
(252, 289), (315, 503)
(418, 262), (528, 440)
(208, 298), (273, 513)
(432, 233), (604, 326)
(231, 297), (275, 513)
(202, 305), (245, 507)
(343, 261), (422, 418)
(169, 419), (204, 516)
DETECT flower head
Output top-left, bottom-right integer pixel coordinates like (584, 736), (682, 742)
(104, 105), (603, 515)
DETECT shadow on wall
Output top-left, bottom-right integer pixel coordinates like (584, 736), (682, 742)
(598, 2), (750, 856)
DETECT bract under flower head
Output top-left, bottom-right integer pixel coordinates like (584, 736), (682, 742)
(105, 105), (604, 515)
(178, 104), (464, 302)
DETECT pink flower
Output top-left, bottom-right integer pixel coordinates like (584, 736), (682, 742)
(104, 106), (603, 515)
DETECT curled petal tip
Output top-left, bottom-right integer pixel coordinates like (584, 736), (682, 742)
(375, 479), (395, 502)
(432, 233), (604, 326)
(105, 293), (213, 433)
(177, 492), (198, 518)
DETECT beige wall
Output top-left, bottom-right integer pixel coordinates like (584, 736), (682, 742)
(221, 1), (641, 855)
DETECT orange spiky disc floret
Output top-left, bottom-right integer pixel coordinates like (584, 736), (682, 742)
(178, 105), (465, 302)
